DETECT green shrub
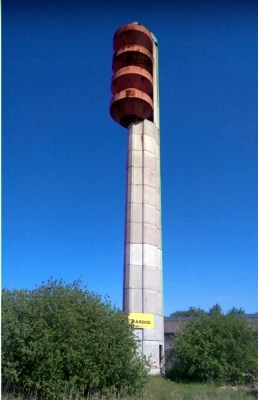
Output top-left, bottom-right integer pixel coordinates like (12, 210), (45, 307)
(166, 313), (258, 384)
(2, 279), (148, 399)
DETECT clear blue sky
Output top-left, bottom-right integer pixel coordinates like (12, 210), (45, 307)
(3, 0), (258, 315)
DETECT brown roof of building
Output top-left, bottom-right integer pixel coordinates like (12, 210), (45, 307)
(164, 314), (258, 334)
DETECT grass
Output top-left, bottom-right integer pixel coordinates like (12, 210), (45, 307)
(2, 377), (258, 400)
(127, 377), (258, 400)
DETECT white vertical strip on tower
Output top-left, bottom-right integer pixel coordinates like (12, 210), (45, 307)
(151, 34), (160, 129)
(151, 33), (165, 369)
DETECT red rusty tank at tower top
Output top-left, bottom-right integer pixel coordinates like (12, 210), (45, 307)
(110, 23), (154, 128)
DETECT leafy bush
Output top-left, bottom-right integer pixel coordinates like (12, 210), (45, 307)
(170, 307), (206, 318)
(166, 313), (258, 384)
(2, 279), (148, 399)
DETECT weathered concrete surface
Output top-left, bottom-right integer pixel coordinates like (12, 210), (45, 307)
(123, 119), (164, 375)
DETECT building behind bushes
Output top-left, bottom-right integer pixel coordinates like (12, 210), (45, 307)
(164, 313), (258, 354)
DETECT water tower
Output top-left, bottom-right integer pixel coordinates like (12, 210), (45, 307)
(110, 22), (164, 375)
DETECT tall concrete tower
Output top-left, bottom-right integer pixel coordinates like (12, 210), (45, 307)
(110, 23), (164, 375)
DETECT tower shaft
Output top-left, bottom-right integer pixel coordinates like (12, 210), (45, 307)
(123, 119), (164, 375)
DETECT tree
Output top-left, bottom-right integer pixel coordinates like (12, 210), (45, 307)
(170, 307), (206, 318)
(2, 279), (148, 399)
(208, 303), (223, 316)
(227, 307), (245, 315)
(166, 313), (258, 384)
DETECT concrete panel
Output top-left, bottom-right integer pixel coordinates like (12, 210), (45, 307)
(156, 145), (161, 163)
(156, 129), (160, 145)
(143, 266), (161, 291)
(143, 315), (164, 341)
(143, 290), (162, 314)
(128, 150), (143, 168)
(156, 210), (161, 229)
(130, 288), (143, 311)
(157, 198), (161, 211)
(144, 135), (157, 155)
(157, 227), (162, 249)
(123, 288), (142, 313)
(157, 248), (162, 269)
(142, 327), (156, 341)
(143, 327), (164, 342)
(142, 341), (161, 374)
(144, 168), (157, 188)
(123, 288), (129, 313)
(144, 203), (157, 225)
(154, 315), (165, 340)
(143, 244), (158, 267)
(144, 151), (157, 172)
(127, 203), (142, 224)
(126, 222), (142, 244)
(128, 166), (143, 185)
(128, 126), (142, 151)
(143, 185), (157, 207)
(143, 119), (158, 140)
(129, 121), (143, 136)
(127, 184), (142, 204)
(131, 133), (143, 151)
(125, 243), (142, 266)
(156, 177), (161, 197)
(143, 223), (157, 246)
(124, 264), (142, 289)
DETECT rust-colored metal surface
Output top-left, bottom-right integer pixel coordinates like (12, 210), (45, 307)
(112, 45), (153, 74)
(110, 88), (153, 128)
(113, 23), (153, 53)
(110, 23), (154, 128)
(111, 66), (153, 96)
